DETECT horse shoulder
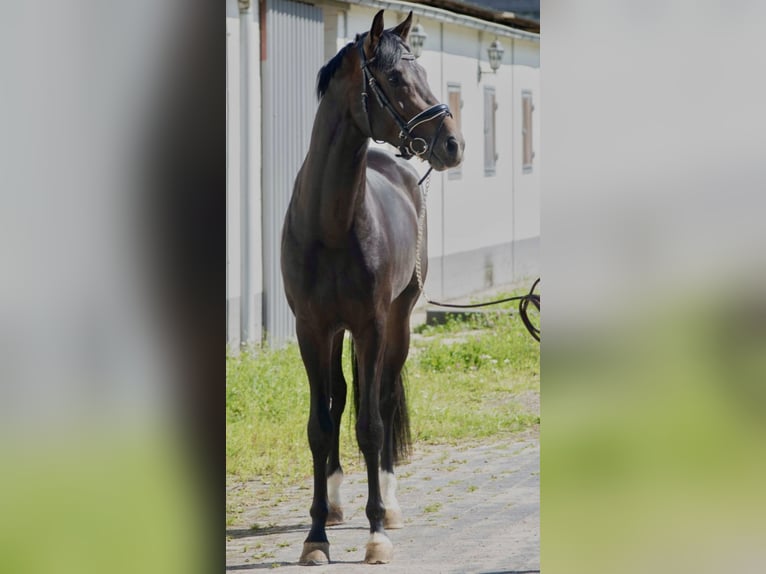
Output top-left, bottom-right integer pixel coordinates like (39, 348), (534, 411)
(365, 150), (421, 213)
(367, 148), (419, 188)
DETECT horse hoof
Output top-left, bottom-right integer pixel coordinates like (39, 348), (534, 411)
(384, 508), (404, 530)
(326, 504), (344, 526)
(299, 542), (330, 565)
(364, 533), (393, 564)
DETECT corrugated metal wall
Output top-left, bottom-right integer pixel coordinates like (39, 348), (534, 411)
(262, 0), (324, 346)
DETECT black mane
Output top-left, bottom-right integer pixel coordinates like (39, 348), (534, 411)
(316, 41), (353, 100)
(316, 31), (407, 100)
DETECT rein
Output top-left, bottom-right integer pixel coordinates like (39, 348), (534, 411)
(414, 171), (541, 342)
(358, 42), (452, 160)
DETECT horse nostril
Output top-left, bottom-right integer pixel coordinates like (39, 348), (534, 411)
(445, 136), (459, 156)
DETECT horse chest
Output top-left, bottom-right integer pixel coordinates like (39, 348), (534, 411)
(289, 243), (374, 302)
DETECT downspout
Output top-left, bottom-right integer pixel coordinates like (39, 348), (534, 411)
(239, 0), (263, 346)
(439, 21), (445, 299)
(510, 37), (517, 281)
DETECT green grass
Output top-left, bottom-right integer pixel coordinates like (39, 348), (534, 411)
(408, 297), (540, 444)
(226, 295), (539, 496)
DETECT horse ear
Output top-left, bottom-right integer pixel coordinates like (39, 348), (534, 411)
(367, 10), (385, 53)
(391, 11), (413, 40)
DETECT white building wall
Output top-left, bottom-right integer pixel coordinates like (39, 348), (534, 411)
(440, 28), (516, 255)
(412, 21), (445, 266)
(511, 38), (541, 278)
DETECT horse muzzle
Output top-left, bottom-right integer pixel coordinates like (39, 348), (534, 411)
(427, 125), (464, 171)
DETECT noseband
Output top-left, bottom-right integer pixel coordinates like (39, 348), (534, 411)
(358, 41), (452, 160)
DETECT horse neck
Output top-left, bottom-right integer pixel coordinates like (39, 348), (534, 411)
(296, 91), (369, 246)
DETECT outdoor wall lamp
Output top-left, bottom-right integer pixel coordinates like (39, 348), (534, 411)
(477, 39), (505, 81)
(409, 22), (427, 58)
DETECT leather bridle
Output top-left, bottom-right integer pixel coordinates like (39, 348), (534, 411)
(358, 40), (452, 161)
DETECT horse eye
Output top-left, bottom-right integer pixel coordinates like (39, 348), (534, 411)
(387, 73), (400, 87)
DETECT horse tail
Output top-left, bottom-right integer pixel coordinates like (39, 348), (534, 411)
(350, 338), (360, 420)
(390, 367), (411, 465)
(349, 338), (411, 466)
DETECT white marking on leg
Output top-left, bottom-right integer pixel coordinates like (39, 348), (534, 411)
(365, 530), (393, 563)
(327, 470), (344, 509)
(367, 531), (390, 546)
(379, 471), (401, 514)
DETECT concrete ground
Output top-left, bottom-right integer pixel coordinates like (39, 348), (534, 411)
(226, 435), (539, 573)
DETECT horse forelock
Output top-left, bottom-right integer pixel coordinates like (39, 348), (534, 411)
(374, 32), (406, 72)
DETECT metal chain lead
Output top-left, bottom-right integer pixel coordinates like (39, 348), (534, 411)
(414, 171), (430, 296)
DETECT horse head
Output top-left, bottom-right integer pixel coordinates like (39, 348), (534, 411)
(356, 10), (465, 171)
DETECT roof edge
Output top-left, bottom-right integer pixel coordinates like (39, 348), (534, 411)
(416, 0), (539, 33)
(342, 0), (540, 42)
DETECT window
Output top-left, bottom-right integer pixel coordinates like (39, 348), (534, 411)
(484, 87), (497, 176)
(522, 90), (535, 172)
(447, 83), (462, 179)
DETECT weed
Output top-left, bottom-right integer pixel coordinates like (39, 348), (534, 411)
(424, 502), (442, 513)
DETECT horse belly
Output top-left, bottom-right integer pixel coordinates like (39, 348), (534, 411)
(380, 210), (418, 300)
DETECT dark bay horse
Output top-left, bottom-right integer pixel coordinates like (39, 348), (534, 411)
(281, 10), (464, 565)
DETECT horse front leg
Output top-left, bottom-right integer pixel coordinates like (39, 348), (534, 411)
(295, 322), (334, 565)
(354, 321), (394, 564)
